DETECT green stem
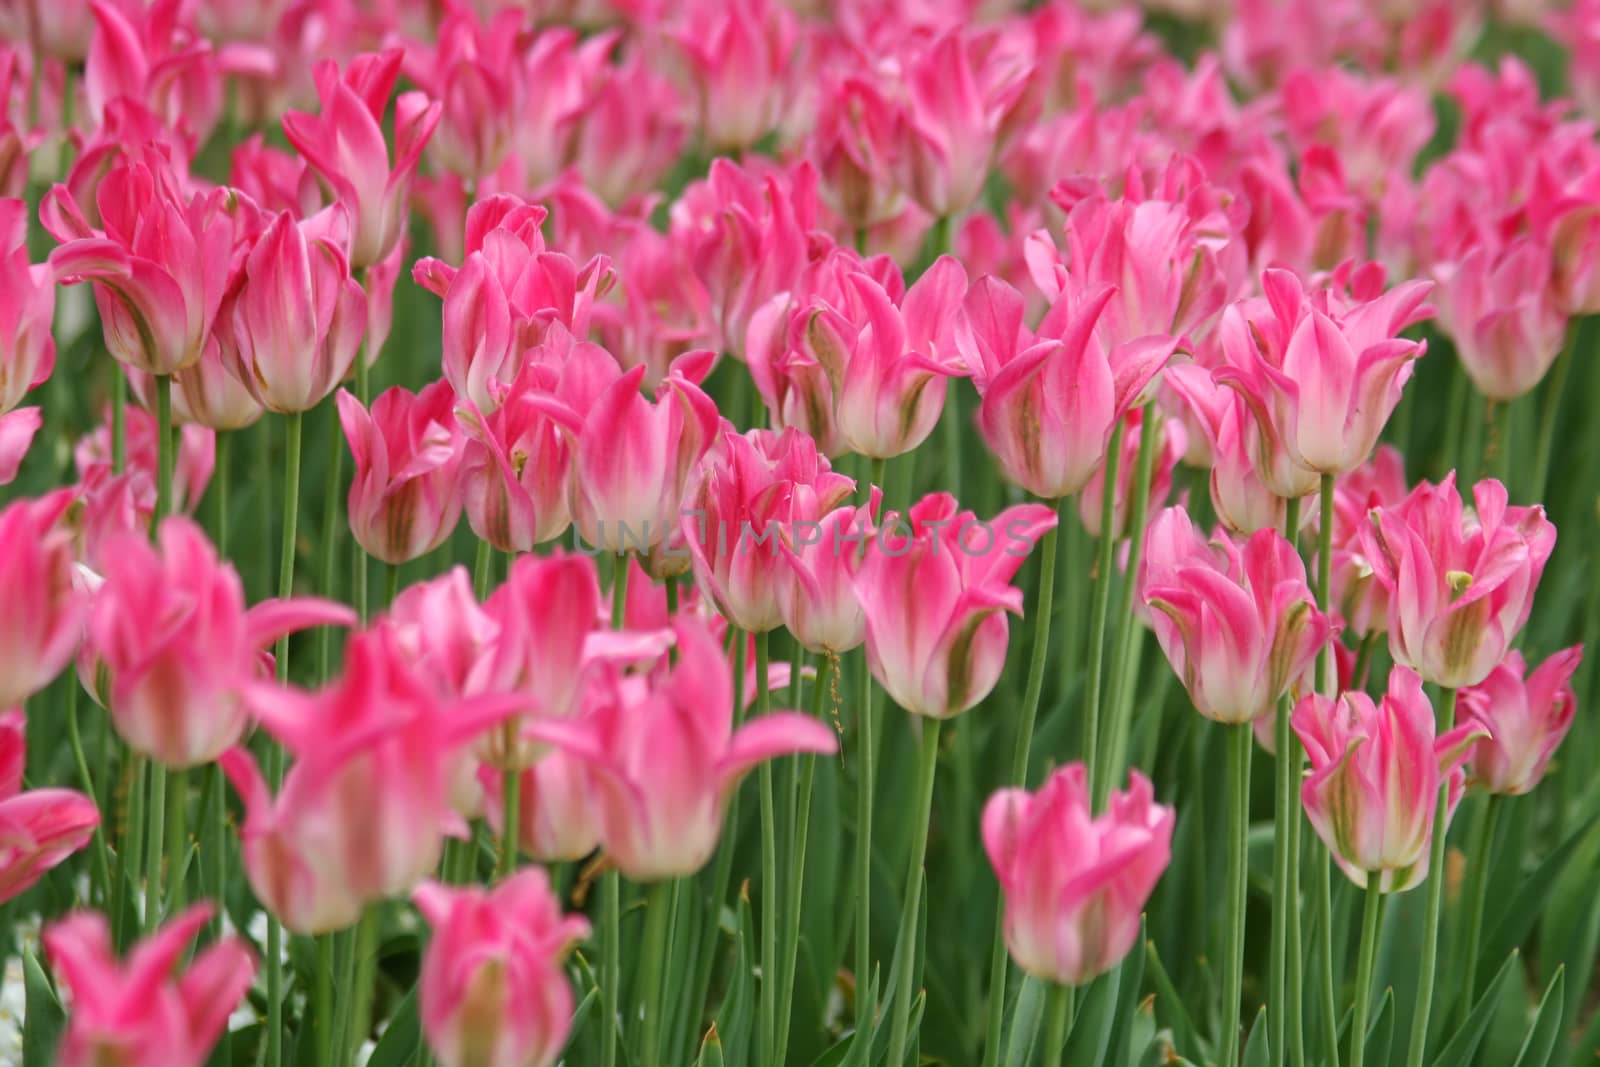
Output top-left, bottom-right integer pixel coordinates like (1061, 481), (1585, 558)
(66, 682), (114, 908)
(885, 719), (942, 1067)
(474, 537), (493, 600)
(1349, 880), (1385, 1067)
(1352, 632), (1379, 693)
(204, 762), (226, 946)
(1312, 473), (1340, 1067)
(1404, 688), (1457, 1067)
(144, 763), (166, 931)
(120, 758), (147, 948)
(776, 654), (829, 1060)
(111, 367), (127, 474)
(1531, 320), (1578, 505)
(1271, 495), (1303, 1063)
(1487, 400), (1511, 483)
(852, 457), (887, 1057)
(980, 498), (1065, 1065)
(641, 879), (675, 1066)
(1219, 723), (1253, 1067)
(499, 761), (521, 879)
(383, 561), (399, 608)
(1096, 402), (1160, 807)
(1081, 418), (1125, 797)
(154, 373), (173, 526)
(1041, 983), (1075, 1064)
(214, 430), (231, 557)
(600, 553), (630, 1067)
(315, 934), (334, 1067)
(348, 907), (378, 1062)
(756, 632), (779, 1066)
(318, 407), (342, 681)
(165, 768), (185, 912)
(1454, 794), (1502, 1024)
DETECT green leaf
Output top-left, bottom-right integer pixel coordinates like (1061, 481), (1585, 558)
(1144, 940), (1202, 1058)
(1481, 813), (1600, 975)
(1063, 964), (1121, 1065)
(364, 984), (419, 1067)
(1509, 968), (1564, 1067)
(1429, 950), (1522, 1067)
(711, 889), (758, 1066)
(21, 945), (64, 1067)
(697, 1024), (725, 1067)
(1104, 917), (1148, 1065)
(1242, 1007), (1269, 1067)
(1001, 975), (1046, 1067)
(1363, 989), (1394, 1067)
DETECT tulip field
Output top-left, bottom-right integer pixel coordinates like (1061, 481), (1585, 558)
(6, 0), (1600, 1064)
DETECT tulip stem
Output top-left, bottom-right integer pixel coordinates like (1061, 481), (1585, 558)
(315, 934), (334, 1067)
(1310, 473), (1341, 1067)
(642, 879), (675, 1066)
(66, 682), (115, 909)
(1081, 419), (1125, 800)
(144, 763), (166, 931)
(1220, 722), (1252, 1067)
(1042, 983), (1075, 1064)
(1453, 792), (1501, 1027)
(1350, 879), (1385, 1067)
(384, 561), (399, 608)
(1531, 320), (1579, 505)
(980, 496), (1065, 1066)
(1404, 687), (1457, 1067)
(155, 372), (173, 527)
(757, 631), (780, 1066)
(318, 408), (342, 680)
(886, 719), (942, 1067)
(1097, 401), (1161, 808)
(1271, 495), (1303, 1064)
(165, 768), (186, 912)
(776, 653), (829, 1060)
(600, 554), (630, 1067)
(146, 375), (176, 927)
(348, 906), (378, 1061)
(852, 457), (888, 1057)
(267, 407), (304, 1067)
(112, 370), (127, 473)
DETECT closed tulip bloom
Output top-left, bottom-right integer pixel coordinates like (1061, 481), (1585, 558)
(339, 380), (466, 565)
(44, 155), (243, 376)
(413, 871), (590, 1067)
(1361, 475), (1555, 689)
(670, 0), (795, 151)
(778, 489), (877, 654)
(855, 493), (1057, 720)
(962, 278), (1177, 499)
(0, 197), (55, 414)
(1326, 445), (1410, 637)
(1144, 515), (1332, 724)
(166, 338), (262, 431)
(983, 764), (1174, 986)
(220, 209), (367, 414)
(1165, 361), (1291, 536)
(0, 492), (87, 707)
(1293, 668), (1482, 892)
(684, 427), (855, 635)
(43, 904), (255, 1067)
(893, 33), (1008, 219)
(526, 619), (837, 881)
(1460, 646), (1582, 795)
(488, 749), (603, 863)
(73, 403), (215, 526)
(406, 8), (525, 181)
(0, 710), (99, 904)
(85, 517), (354, 768)
(225, 628), (522, 933)
(282, 50), (441, 269)
(1435, 239), (1567, 400)
(1215, 266), (1432, 482)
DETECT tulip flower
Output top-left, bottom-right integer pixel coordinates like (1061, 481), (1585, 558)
(1459, 646), (1583, 795)
(1293, 668), (1482, 892)
(338, 380), (466, 566)
(404, 7), (525, 181)
(854, 493), (1057, 720)
(0, 197), (56, 414)
(0, 492), (87, 707)
(487, 750), (603, 863)
(413, 871), (590, 1067)
(0, 709), (99, 904)
(0, 407), (40, 485)
(810, 77), (902, 232)
(282, 50), (441, 269)
(670, 0), (795, 151)
(219, 208), (368, 415)
(44, 153), (243, 376)
(1326, 445), (1410, 637)
(982, 764), (1175, 986)
(84, 517), (354, 768)
(962, 278), (1177, 499)
(81, 0), (223, 153)
(225, 627), (522, 933)
(1434, 238), (1567, 400)
(683, 426), (855, 635)
(1165, 361), (1293, 535)
(572, 51), (688, 208)
(1361, 475), (1555, 689)
(1143, 514), (1332, 724)
(778, 488), (877, 654)
(73, 403), (214, 525)
(1214, 266), (1432, 483)
(43, 903), (254, 1067)
(525, 618), (837, 880)
(161, 339), (262, 431)
(893, 33), (1012, 220)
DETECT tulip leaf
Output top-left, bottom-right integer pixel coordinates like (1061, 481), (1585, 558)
(1242, 1006), (1269, 1067)
(1001, 975), (1046, 1067)
(1428, 950), (1521, 1067)
(1509, 967), (1564, 1067)
(21, 944), (64, 1067)
(697, 1023), (725, 1067)
(1362, 988), (1394, 1067)
(364, 984), (419, 1067)
(1480, 811), (1600, 977)
(1062, 963), (1121, 1065)
(711, 889), (758, 1066)
(1103, 918), (1148, 1065)
(1144, 940), (1203, 1058)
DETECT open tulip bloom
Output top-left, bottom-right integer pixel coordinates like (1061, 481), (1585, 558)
(7, 6), (1600, 1067)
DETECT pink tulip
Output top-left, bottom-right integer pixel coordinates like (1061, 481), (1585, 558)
(1293, 668), (1482, 892)
(854, 493), (1057, 720)
(893, 32), (1011, 219)
(84, 517), (354, 768)
(982, 764), (1174, 986)
(155, 338), (262, 431)
(220, 208), (367, 414)
(225, 627), (521, 933)
(670, 0), (795, 151)
(82, 0), (223, 154)
(1076, 407), (1186, 541)
(8, 0), (95, 61)
(1459, 646), (1582, 795)
(810, 77), (902, 232)
(456, 364), (578, 554)
(404, 7), (525, 181)
(1214, 266), (1433, 482)
(44, 153), (244, 376)
(0, 709), (99, 904)
(1143, 512), (1332, 724)
(962, 278), (1178, 499)
(43, 903), (254, 1067)
(1326, 445), (1410, 638)
(0, 198), (56, 414)
(338, 381), (466, 566)
(0, 407), (40, 485)
(413, 871), (590, 1067)
(1165, 360), (1291, 535)
(1361, 475), (1555, 689)
(1435, 239), (1567, 400)
(594, 222), (716, 391)
(778, 488), (878, 654)
(572, 49), (687, 208)
(282, 50), (441, 269)
(526, 618), (837, 880)
(74, 402), (214, 525)
(683, 427), (855, 635)
(0, 492), (87, 707)
(503, 28), (614, 191)
(486, 749), (603, 863)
